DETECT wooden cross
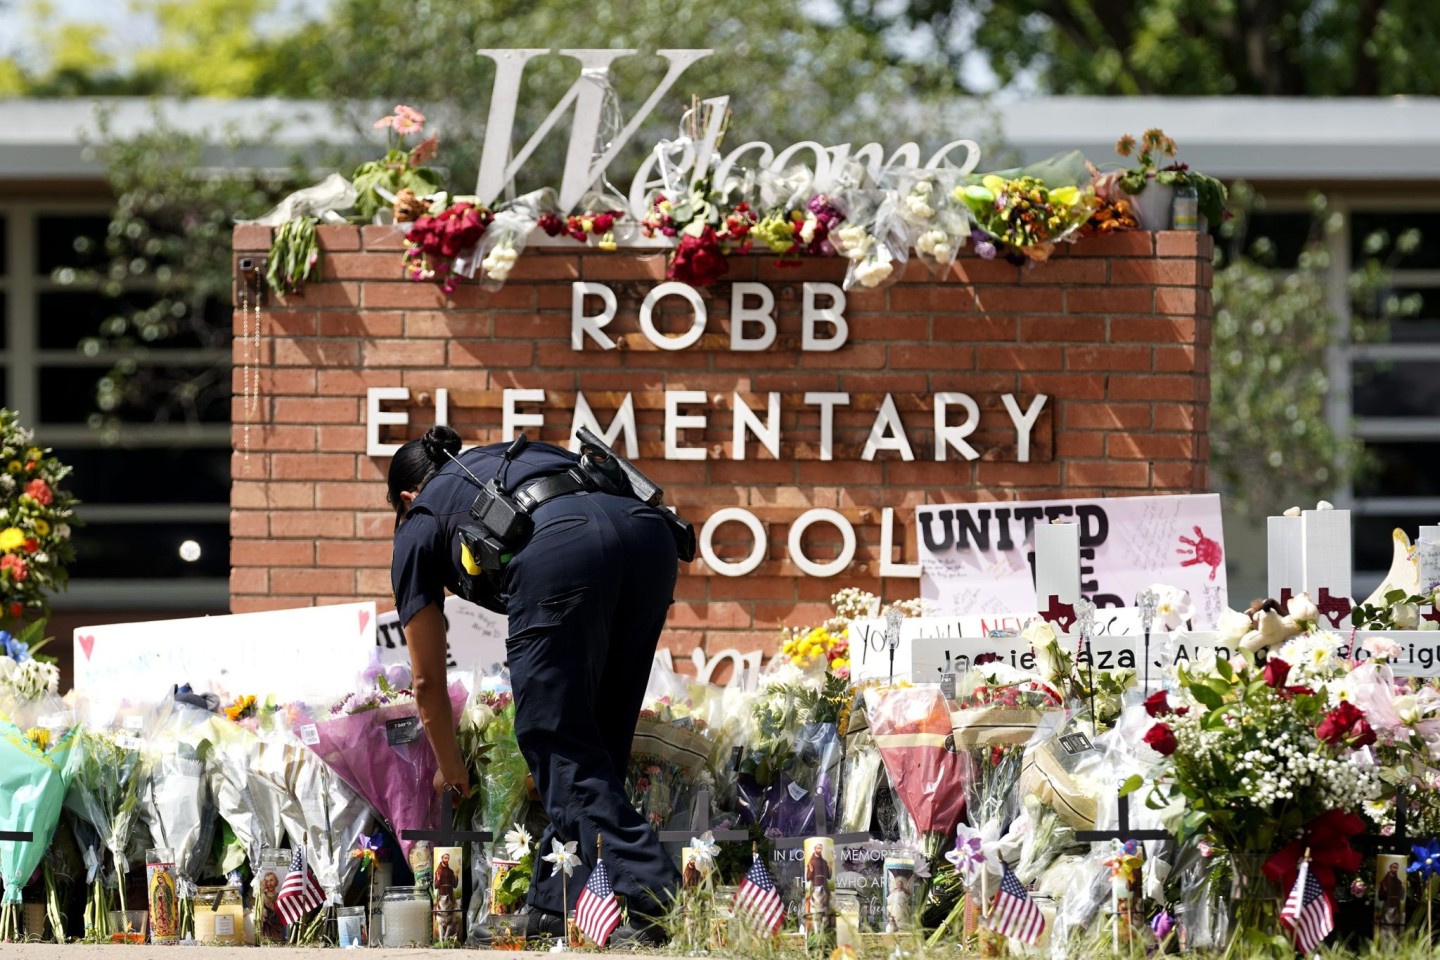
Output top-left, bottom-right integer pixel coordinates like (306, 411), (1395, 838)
(1075, 794), (1169, 843)
(657, 783), (749, 843)
(400, 790), (493, 845)
(1041, 595), (1077, 632)
(771, 795), (870, 850)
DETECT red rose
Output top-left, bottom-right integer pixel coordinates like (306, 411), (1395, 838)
(668, 225), (729, 287)
(23, 538), (38, 553)
(1317, 701), (1366, 746)
(24, 478), (52, 505)
(1262, 657), (1291, 689)
(1143, 690), (1172, 717)
(537, 212), (565, 237)
(8, 603), (22, 618)
(1143, 722), (1177, 756)
(592, 212), (616, 234)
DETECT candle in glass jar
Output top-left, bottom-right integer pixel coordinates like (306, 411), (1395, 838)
(382, 887), (432, 947)
(193, 887), (244, 945)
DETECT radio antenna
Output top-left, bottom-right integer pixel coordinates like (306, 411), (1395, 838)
(443, 448), (485, 487)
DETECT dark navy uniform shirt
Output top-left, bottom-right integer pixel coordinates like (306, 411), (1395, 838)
(390, 440), (578, 625)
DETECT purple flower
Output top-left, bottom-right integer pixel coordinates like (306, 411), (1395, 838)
(1150, 910), (1174, 939)
(975, 240), (997, 260)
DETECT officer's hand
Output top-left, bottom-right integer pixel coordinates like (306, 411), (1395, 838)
(435, 766), (471, 799)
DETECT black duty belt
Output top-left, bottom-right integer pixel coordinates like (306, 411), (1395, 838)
(513, 466), (593, 514)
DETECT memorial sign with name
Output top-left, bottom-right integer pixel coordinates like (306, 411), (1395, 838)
(375, 595), (509, 679)
(917, 494), (1228, 628)
(73, 602), (377, 720)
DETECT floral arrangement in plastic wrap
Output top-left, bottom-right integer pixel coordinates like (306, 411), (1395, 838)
(403, 202), (495, 295)
(0, 408), (77, 626)
(955, 151), (1097, 263)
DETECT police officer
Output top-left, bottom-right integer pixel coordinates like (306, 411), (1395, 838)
(387, 424), (681, 942)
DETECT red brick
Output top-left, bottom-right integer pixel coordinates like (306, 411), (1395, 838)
(1154, 345), (1199, 372)
(669, 602), (753, 628)
(976, 344), (1063, 371)
(362, 339), (447, 366)
(889, 344), (975, 370)
(317, 369), (399, 394)
(232, 481), (315, 509)
(1065, 345), (1151, 372)
(1154, 406), (1204, 431)
(504, 254), (582, 282)
(1063, 403), (1151, 430)
(231, 597), (313, 614)
(230, 511), (268, 537)
(273, 339), (361, 367)
(1108, 374), (1202, 401)
(974, 461), (1063, 486)
(405, 311), (488, 338)
(326, 253), (406, 281)
(1067, 288), (1154, 314)
(231, 539), (315, 565)
(951, 259), (1022, 285)
(361, 225), (412, 251)
(1067, 232), (1154, 257)
(273, 397), (360, 424)
(318, 540), (395, 567)
(272, 569), (358, 595)
(232, 367), (318, 395)
(1056, 432), (1105, 458)
(1111, 259), (1200, 286)
(1155, 232), (1210, 258)
(1018, 373), (1107, 399)
(273, 282), (361, 308)
(1155, 288), (1199, 315)
(1153, 461), (1207, 490)
(315, 225), (361, 251)
(230, 567), (269, 594)
(363, 282), (449, 309)
(579, 256), (668, 282)
(247, 425), (317, 451)
(1020, 259), (1108, 285)
(318, 426), (367, 451)
(934, 315), (1018, 341)
(1108, 434), (1197, 460)
(1064, 460), (1151, 488)
(1111, 317), (1197, 344)
(317, 310), (405, 337)
(754, 259), (848, 283)
(972, 287), (1065, 314)
(450, 340), (537, 367)
(890, 286), (978, 312)
(446, 285), (540, 310)
(849, 314), (930, 342)
(1019, 315), (1105, 342)
(317, 483), (387, 510)
(232, 224), (272, 250)
(272, 453), (357, 480)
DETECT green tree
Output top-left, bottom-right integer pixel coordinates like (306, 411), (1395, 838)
(1209, 185), (1420, 521)
(836, 0), (1440, 95)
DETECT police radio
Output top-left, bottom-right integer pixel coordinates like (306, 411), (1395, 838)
(449, 435), (532, 581)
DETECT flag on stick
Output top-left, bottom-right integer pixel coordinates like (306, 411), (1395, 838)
(733, 849), (785, 936)
(1280, 857), (1334, 955)
(277, 845), (325, 924)
(575, 855), (622, 947)
(989, 862), (1044, 945)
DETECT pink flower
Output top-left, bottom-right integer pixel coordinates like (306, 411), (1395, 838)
(409, 135), (439, 166)
(24, 478), (52, 505)
(392, 104), (425, 136)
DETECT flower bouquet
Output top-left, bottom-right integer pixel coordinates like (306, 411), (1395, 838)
(0, 409), (79, 625)
(404, 202), (494, 295)
(352, 104), (443, 223)
(736, 667), (848, 837)
(291, 676), (467, 862)
(831, 186), (908, 290)
(0, 682), (78, 942)
(894, 170), (969, 275)
(202, 701), (287, 874)
(955, 151), (1097, 262)
(461, 189), (556, 290)
(628, 694), (714, 831)
(863, 685), (968, 866)
(137, 693), (219, 939)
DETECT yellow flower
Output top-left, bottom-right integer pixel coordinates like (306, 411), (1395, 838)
(25, 448), (42, 462)
(27, 726), (51, 751)
(1049, 186), (1080, 208)
(0, 527), (25, 552)
(597, 231), (617, 252)
(225, 694), (257, 722)
(32, 519), (49, 536)
(5, 461), (20, 475)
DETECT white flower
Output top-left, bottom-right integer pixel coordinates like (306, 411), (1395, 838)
(1392, 602), (1419, 629)
(834, 225), (870, 259)
(482, 243), (518, 281)
(798, 215), (818, 245)
(1362, 635), (1401, 661)
(1215, 608), (1253, 644)
(853, 256), (894, 288)
(503, 824), (532, 863)
(904, 194), (935, 220)
(541, 838), (580, 877)
(1147, 583), (1193, 631)
(5, 658), (60, 700)
(462, 700), (495, 735)
(688, 831), (720, 869)
(56, 524), (70, 540)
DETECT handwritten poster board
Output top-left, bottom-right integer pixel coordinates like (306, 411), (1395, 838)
(375, 595), (509, 680)
(73, 602), (377, 716)
(917, 494), (1228, 629)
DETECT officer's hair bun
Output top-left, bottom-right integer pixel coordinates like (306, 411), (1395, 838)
(421, 425), (462, 465)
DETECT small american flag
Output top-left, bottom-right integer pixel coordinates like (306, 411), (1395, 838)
(1280, 859), (1333, 955)
(276, 846), (325, 925)
(989, 863), (1044, 945)
(575, 858), (622, 947)
(733, 851), (785, 937)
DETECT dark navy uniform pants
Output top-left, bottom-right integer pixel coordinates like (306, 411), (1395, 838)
(501, 490), (681, 917)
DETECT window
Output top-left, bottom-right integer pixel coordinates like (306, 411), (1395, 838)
(0, 201), (229, 611)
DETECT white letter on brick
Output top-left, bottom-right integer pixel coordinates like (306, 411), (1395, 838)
(367, 387), (409, 457)
(699, 507), (766, 577)
(861, 394), (915, 461)
(640, 282), (708, 350)
(570, 392), (638, 457)
(802, 282), (848, 351)
(934, 392), (981, 462)
(572, 281), (618, 350)
(730, 282), (776, 351)
(665, 389), (709, 460)
(502, 388), (546, 441)
(788, 508), (856, 578)
(732, 392), (781, 460)
(1002, 393), (1048, 463)
(803, 392), (850, 461)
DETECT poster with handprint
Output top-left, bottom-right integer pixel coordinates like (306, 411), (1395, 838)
(916, 493), (1228, 629)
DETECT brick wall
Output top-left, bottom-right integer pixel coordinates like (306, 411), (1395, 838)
(230, 225), (1213, 660)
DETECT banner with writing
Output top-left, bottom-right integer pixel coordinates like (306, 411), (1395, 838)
(917, 493), (1228, 628)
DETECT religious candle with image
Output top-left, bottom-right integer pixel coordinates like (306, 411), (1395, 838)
(432, 845), (463, 943)
(883, 853), (917, 932)
(802, 837), (836, 947)
(1374, 853), (1408, 938)
(145, 849), (179, 945)
(681, 845), (716, 890)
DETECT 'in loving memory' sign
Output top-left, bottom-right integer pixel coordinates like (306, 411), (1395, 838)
(917, 494), (1228, 628)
